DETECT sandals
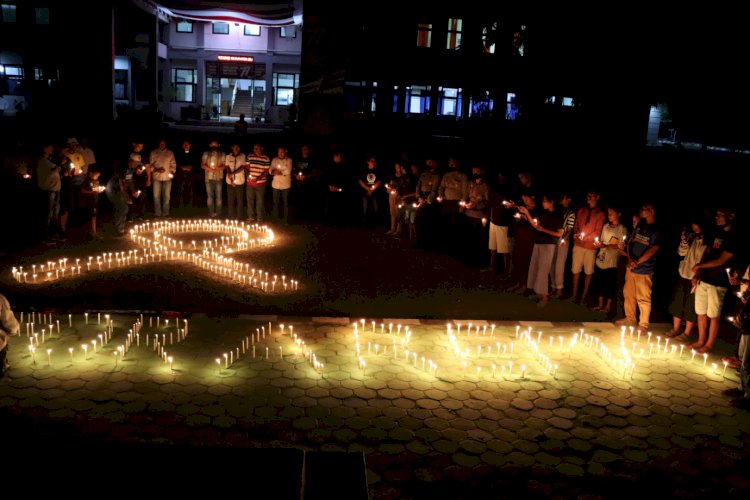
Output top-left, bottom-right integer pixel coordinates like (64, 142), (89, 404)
(664, 329), (682, 338)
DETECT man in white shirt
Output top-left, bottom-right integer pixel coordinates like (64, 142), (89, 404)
(270, 146), (293, 224)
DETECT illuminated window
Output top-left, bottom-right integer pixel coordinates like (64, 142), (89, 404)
(176, 21), (193, 33)
(1, 3), (16, 22)
(406, 85), (431, 114)
(1, 64), (23, 94)
(114, 70), (128, 100)
(35, 7), (49, 24)
(244, 24), (260, 36)
(482, 22), (496, 54)
(34, 67), (59, 86)
(417, 23), (432, 48)
(469, 92), (494, 117)
(513, 24), (526, 57)
(172, 68), (196, 102)
(280, 26), (296, 38)
(446, 18), (462, 50)
(212, 22), (229, 35)
(506, 92), (520, 121)
(562, 97), (574, 107)
(439, 87), (462, 116)
(273, 73), (299, 105)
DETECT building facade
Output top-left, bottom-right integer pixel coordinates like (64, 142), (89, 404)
(0, 0), (302, 126)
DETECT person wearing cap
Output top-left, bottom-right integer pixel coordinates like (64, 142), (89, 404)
(691, 207), (737, 353)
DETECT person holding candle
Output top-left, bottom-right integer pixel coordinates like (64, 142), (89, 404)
(506, 190), (537, 294)
(690, 208), (737, 353)
(36, 141), (63, 243)
(413, 157), (441, 250)
(482, 171), (513, 279)
(723, 273), (750, 410)
(591, 205), (628, 317)
(322, 149), (350, 228)
(551, 191), (576, 299)
(437, 156), (468, 255)
(79, 168), (103, 240)
(270, 146), (293, 224)
(126, 141), (149, 221)
(616, 202), (661, 331)
(201, 139), (226, 218)
(224, 142), (246, 219)
(245, 142), (270, 223)
(174, 139), (200, 210)
(106, 160), (130, 236)
(292, 144), (324, 222)
(665, 214), (708, 342)
(520, 192), (563, 307)
(357, 155), (384, 228)
(570, 190), (606, 305)
(462, 165), (490, 268)
(149, 138), (177, 218)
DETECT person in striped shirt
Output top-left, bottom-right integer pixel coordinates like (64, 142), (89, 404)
(245, 143), (270, 223)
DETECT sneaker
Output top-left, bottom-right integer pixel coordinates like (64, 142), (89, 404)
(723, 387), (744, 397)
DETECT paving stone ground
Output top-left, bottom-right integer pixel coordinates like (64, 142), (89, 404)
(3, 315), (750, 498)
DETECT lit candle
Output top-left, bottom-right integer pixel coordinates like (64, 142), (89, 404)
(47, 348), (52, 366)
(68, 314), (72, 328)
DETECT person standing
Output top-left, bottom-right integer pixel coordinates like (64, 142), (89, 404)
(149, 139), (177, 218)
(201, 139), (226, 218)
(691, 208), (737, 353)
(617, 203), (661, 330)
(175, 139), (200, 209)
(270, 146), (293, 224)
(224, 143), (246, 219)
(36, 141), (62, 242)
(571, 190), (606, 305)
(245, 143), (270, 223)
(666, 216), (708, 342)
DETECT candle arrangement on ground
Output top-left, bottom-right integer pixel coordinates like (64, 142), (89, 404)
(9, 313), (738, 387)
(9, 219), (299, 292)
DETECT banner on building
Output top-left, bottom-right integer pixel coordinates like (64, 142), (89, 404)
(206, 62), (265, 79)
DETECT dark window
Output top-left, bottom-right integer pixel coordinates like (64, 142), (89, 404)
(172, 68), (196, 102)
(35, 7), (49, 24)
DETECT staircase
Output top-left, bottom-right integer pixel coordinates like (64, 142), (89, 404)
(231, 89), (256, 118)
